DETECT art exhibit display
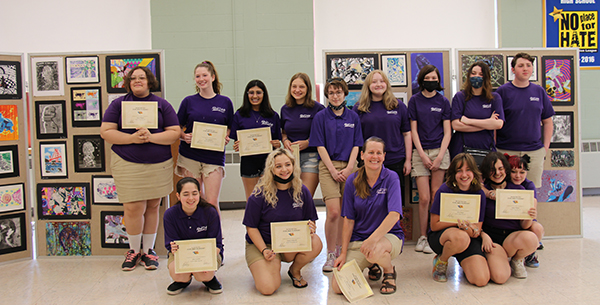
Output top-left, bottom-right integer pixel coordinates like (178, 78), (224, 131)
(381, 54), (407, 86)
(37, 183), (90, 219)
(0, 213), (26, 255)
(0, 184), (24, 214)
(0, 145), (19, 179)
(31, 57), (64, 97)
(46, 221), (91, 256)
(100, 211), (128, 248)
(551, 150), (575, 167)
(460, 54), (505, 88)
(71, 87), (102, 127)
(326, 53), (378, 89)
(65, 56), (99, 84)
(73, 135), (105, 173)
(0, 61), (23, 99)
(105, 54), (160, 93)
(92, 175), (119, 204)
(39, 142), (68, 178)
(550, 111), (574, 149)
(410, 52), (444, 94)
(543, 56), (574, 106)
(539, 170), (576, 202)
(0, 105), (18, 141)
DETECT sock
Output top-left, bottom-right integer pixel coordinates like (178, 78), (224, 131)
(128, 234), (142, 253)
(142, 233), (157, 252)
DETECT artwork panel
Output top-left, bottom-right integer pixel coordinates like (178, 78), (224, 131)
(31, 57), (64, 97)
(101, 211), (128, 248)
(460, 54), (505, 88)
(0, 183), (25, 213)
(39, 142), (68, 178)
(382, 54), (407, 86)
(0, 61), (23, 99)
(105, 54), (160, 93)
(65, 56), (99, 83)
(73, 135), (105, 172)
(45, 221), (91, 256)
(539, 170), (577, 202)
(326, 54), (378, 89)
(37, 183), (90, 220)
(551, 150), (575, 167)
(410, 52), (445, 95)
(92, 175), (119, 204)
(346, 91), (361, 109)
(0, 105), (18, 141)
(0, 213), (27, 255)
(0, 145), (19, 179)
(70, 87), (102, 127)
(542, 56), (574, 106)
(550, 111), (574, 148)
(35, 101), (67, 139)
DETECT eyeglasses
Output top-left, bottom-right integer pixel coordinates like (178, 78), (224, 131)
(248, 90), (263, 95)
(328, 91), (344, 96)
(130, 76), (147, 81)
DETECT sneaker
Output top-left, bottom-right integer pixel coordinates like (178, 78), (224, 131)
(322, 251), (336, 272)
(122, 250), (142, 271)
(525, 252), (540, 268)
(203, 276), (223, 294)
(537, 242), (544, 250)
(166, 280), (192, 295)
(140, 248), (159, 270)
(415, 236), (427, 252)
(432, 255), (448, 282)
(510, 258), (527, 278)
(422, 239), (433, 254)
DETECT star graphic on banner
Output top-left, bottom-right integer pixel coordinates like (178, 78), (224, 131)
(549, 6), (564, 22)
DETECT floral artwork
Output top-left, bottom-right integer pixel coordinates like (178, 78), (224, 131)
(0, 184), (24, 213)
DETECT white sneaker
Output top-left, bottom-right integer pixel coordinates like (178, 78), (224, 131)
(510, 258), (527, 279)
(322, 252), (336, 272)
(422, 239), (433, 254)
(415, 236), (427, 252)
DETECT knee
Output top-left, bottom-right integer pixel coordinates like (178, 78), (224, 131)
(468, 274), (489, 287)
(256, 282), (279, 296)
(419, 193), (430, 205)
(448, 231), (470, 248)
(326, 207), (341, 220)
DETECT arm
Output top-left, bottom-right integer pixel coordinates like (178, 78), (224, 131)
(317, 146), (344, 182)
(100, 122), (146, 145)
(246, 227), (276, 261)
(339, 146), (359, 181)
(451, 119), (485, 132)
(403, 131), (412, 176)
(410, 119), (432, 168)
(147, 125), (181, 145)
(333, 217), (355, 270)
(431, 120), (452, 171)
(281, 130), (293, 151)
(458, 111), (503, 130)
(541, 117), (553, 152)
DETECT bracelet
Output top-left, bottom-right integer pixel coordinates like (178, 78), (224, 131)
(261, 247), (269, 255)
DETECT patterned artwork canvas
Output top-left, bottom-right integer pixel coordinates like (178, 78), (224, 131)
(101, 211), (128, 248)
(0, 183), (24, 213)
(0, 61), (23, 99)
(71, 88), (101, 127)
(539, 170), (576, 202)
(0, 105), (18, 141)
(382, 54), (407, 86)
(410, 52), (444, 95)
(461, 54), (505, 88)
(326, 54), (378, 89)
(66, 56), (99, 83)
(38, 184), (89, 219)
(46, 221), (91, 256)
(543, 56), (574, 106)
(106, 54), (160, 93)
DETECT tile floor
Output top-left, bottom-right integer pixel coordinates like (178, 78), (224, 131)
(2, 196), (599, 305)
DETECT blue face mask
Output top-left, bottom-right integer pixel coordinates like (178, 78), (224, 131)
(470, 76), (483, 89)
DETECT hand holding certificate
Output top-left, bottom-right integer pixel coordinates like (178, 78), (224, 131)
(495, 189), (535, 220)
(333, 259), (374, 303)
(440, 193), (481, 223)
(237, 127), (272, 156)
(190, 122), (227, 152)
(270, 221), (312, 253)
(121, 101), (158, 129)
(174, 239), (218, 273)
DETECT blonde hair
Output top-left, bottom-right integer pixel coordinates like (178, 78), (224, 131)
(356, 70), (398, 113)
(252, 148), (304, 207)
(285, 73), (315, 108)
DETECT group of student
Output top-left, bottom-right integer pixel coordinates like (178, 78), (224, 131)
(99, 52), (551, 296)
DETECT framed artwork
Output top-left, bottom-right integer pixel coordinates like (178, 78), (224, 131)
(507, 55), (538, 82)
(393, 91), (409, 107)
(539, 170), (576, 202)
(46, 221), (91, 256)
(39, 141), (68, 179)
(65, 56), (99, 84)
(31, 57), (64, 97)
(410, 52), (444, 94)
(542, 56), (574, 106)
(73, 135), (105, 172)
(92, 175), (119, 204)
(37, 183), (90, 220)
(345, 91), (361, 109)
(550, 111), (574, 149)
(105, 54), (160, 93)
(0, 145), (19, 179)
(35, 101), (67, 139)
(108, 93), (125, 105)
(100, 211), (128, 248)
(0, 213), (26, 255)
(0, 183), (24, 214)
(381, 54), (407, 86)
(0, 61), (23, 99)
(460, 54), (505, 88)
(0, 105), (18, 141)
(400, 207), (412, 241)
(551, 150), (575, 167)
(71, 87), (102, 127)
(326, 53), (378, 89)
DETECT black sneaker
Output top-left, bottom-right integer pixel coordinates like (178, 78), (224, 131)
(140, 248), (159, 270)
(203, 276), (223, 294)
(122, 250), (142, 271)
(537, 242), (544, 250)
(166, 280), (192, 295)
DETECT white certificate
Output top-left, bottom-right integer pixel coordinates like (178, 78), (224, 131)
(291, 143), (300, 163)
(190, 122), (227, 152)
(270, 221), (311, 253)
(495, 189), (535, 220)
(121, 101), (158, 129)
(237, 127), (272, 156)
(174, 238), (218, 274)
(439, 193), (481, 223)
(333, 259), (374, 303)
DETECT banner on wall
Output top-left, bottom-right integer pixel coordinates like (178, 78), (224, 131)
(544, 0), (600, 69)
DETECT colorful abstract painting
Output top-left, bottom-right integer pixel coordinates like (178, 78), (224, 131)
(101, 211), (128, 248)
(66, 56), (99, 83)
(345, 91), (361, 109)
(71, 87), (101, 127)
(93, 176), (119, 204)
(0, 183), (24, 213)
(40, 142), (67, 178)
(543, 56), (574, 105)
(539, 170), (576, 202)
(105, 54), (160, 93)
(551, 150), (575, 167)
(46, 221), (91, 256)
(326, 53), (378, 89)
(461, 54), (505, 88)
(0, 105), (18, 141)
(38, 184), (89, 219)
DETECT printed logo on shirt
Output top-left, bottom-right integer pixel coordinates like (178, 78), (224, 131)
(292, 201), (304, 209)
(529, 97), (540, 102)
(344, 123), (355, 128)
(430, 107), (442, 112)
(387, 110), (398, 115)
(299, 114), (311, 118)
(376, 188), (387, 195)
(212, 106), (226, 113)
(261, 120), (274, 127)
(196, 226), (207, 233)
(482, 104), (492, 109)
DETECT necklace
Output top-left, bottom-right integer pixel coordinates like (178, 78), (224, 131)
(252, 111), (262, 124)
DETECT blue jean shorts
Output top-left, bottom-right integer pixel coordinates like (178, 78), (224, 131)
(299, 151), (319, 174)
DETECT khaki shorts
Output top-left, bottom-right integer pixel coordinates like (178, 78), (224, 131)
(168, 250), (222, 269)
(175, 154), (225, 179)
(346, 234), (403, 271)
(497, 147), (546, 187)
(110, 151), (173, 203)
(318, 161), (357, 201)
(245, 242), (290, 267)
(411, 148), (450, 177)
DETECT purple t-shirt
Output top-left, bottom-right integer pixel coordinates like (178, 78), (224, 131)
(449, 91), (504, 159)
(354, 101), (411, 165)
(342, 168), (405, 242)
(177, 94), (234, 166)
(483, 181), (525, 230)
(430, 184), (486, 230)
(242, 185), (318, 244)
(520, 178), (537, 199)
(496, 82), (555, 151)
(407, 92), (451, 149)
(163, 204), (224, 258)
(102, 93), (179, 164)
(309, 107), (364, 161)
(280, 103), (325, 153)
(230, 110), (282, 141)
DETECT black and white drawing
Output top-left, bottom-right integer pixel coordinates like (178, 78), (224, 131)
(0, 61), (23, 99)
(31, 57), (64, 97)
(550, 111), (574, 149)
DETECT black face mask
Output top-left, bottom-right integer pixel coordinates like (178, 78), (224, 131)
(273, 173), (294, 184)
(329, 100), (347, 111)
(423, 81), (439, 92)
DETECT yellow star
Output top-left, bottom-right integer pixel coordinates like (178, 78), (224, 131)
(549, 6), (564, 22)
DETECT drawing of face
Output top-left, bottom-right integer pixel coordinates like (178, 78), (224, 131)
(41, 65), (53, 81)
(82, 142), (95, 156)
(43, 106), (56, 121)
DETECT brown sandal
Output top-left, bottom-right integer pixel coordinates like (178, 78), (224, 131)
(368, 263), (382, 281)
(380, 266), (396, 294)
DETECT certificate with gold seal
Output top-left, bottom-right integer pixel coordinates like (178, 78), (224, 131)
(333, 259), (374, 303)
(270, 221), (311, 253)
(237, 127), (272, 156)
(495, 189), (535, 220)
(174, 238), (218, 274)
(440, 193), (481, 223)
(121, 101), (158, 129)
(190, 122), (227, 152)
